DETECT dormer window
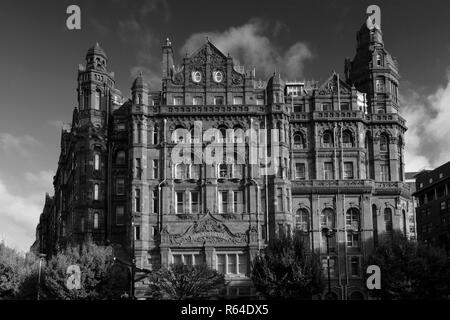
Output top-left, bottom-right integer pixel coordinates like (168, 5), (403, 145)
(376, 54), (382, 66)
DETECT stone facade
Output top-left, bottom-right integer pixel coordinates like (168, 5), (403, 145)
(33, 20), (412, 300)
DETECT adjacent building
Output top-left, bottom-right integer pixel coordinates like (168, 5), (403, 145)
(32, 16), (412, 299)
(413, 162), (450, 254)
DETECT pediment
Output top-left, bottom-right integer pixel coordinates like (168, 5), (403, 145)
(189, 40), (228, 65)
(317, 72), (352, 95)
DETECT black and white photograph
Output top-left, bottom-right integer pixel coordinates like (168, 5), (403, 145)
(1, 0), (450, 314)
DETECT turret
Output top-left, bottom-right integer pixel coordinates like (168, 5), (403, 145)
(162, 38), (174, 79)
(131, 72), (149, 105)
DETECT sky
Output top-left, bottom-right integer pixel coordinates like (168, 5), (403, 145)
(1, 0), (450, 251)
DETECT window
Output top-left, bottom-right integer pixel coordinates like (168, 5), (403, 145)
(277, 188), (283, 211)
(193, 96), (203, 105)
(219, 191), (228, 213)
(376, 104), (386, 114)
(346, 208), (360, 231)
(80, 217), (85, 233)
(380, 134), (388, 152)
(322, 103), (331, 111)
(214, 96), (224, 105)
(153, 190), (158, 213)
(344, 162), (354, 179)
(375, 77), (385, 92)
(94, 153), (100, 171)
(172, 253), (203, 266)
(173, 97), (183, 105)
(116, 178), (125, 195)
(441, 201), (446, 211)
(191, 191), (199, 214)
(192, 71), (202, 83)
(94, 184), (99, 200)
(93, 212), (99, 229)
(135, 158), (142, 179)
(216, 253), (247, 275)
(176, 192), (184, 214)
(153, 160), (159, 179)
(376, 54), (382, 66)
(323, 131), (333, 147)
(116, 206), (125, 225)
(116, 123), (126, 131)
(347, 233), (360, 248)
(116, 150), (126, 165)
(294, 133), (305, 149)
(324, 162), (334, 180)
(134, 225), (141, 240)
(153, 128), (159, 144)
(232, 163), (243, 179)
(384, 208), (393, 234)
(233, 191), (242, 213)
(380, 164), (389, 181)
(295, 163), (306, 180)
(233, 96), (243, 105)
(321, 208), (335, 228)
(94, 90), (101, 110)
(219, 164), (228, 178)
(342, 131), (353, 147)
(322, 257), (336, 278)
(293, 104), (304, 112)
(296, 208), (310, 232)
(341, 103), (350, 111)
(135, 189), (141, 212)
(350, 257), (360, 276)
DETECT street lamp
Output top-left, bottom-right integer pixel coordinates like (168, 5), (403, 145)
(321, 227), (336, 300)
(37, 253), (46, 300)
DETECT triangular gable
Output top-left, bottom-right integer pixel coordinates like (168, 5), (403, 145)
(189, 40), (228, 64)
(317, 72), (352, 95)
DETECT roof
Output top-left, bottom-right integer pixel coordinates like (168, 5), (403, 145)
(86, 42), (107, 58)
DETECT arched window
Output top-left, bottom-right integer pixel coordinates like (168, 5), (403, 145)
(384, 207), (393, 234)
(294, 133), (305, 149)
(346, 208), (360, 230)
(219, 163), (228, 178)
(323, 131), (333, 148)
(94, 184), (99, 200)
(380, 134), (388, 152)
(153, 127), (159, 144)
(93, 212), (99, 229)
(342, 130), (353, 147)
(296, 208), (310, 232)
(116, 150), (126, 165)
(321, 208), (335, 228)
(94, 153), (100, 171)
(94, 89), (101, 110)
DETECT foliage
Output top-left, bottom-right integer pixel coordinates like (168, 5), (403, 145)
(148, 263), (226, 300)
(366, 231), (450, 300)
(17, 241), (129, 300)
(251, 232), (325, 299)
(0, 242), (37, 300)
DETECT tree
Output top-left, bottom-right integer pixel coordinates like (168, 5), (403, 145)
(251, 232), (325, 299)
(17, 241), (129, 300)
(147, 263), (226, 300)
(0, 242), (36, 300)
(366, 231), (450, 300)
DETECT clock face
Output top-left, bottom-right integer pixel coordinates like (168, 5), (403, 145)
(213, 70), (223, 83)
(192, 71), (202, 83)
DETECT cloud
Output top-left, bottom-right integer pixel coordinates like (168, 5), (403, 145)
(0, 178), (45, 252)
(402, 71), (450, 172)
(0, 132), (40, 157)
(180, 19), (313, 80)
(25, 170), (54, 190)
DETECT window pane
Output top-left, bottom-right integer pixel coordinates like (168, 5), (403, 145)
(173, 255), (182, 265)
(184, 255), (193, 266)
(238, 254), (247, 274)
(217, 254), (226, 274)
(228, 254), (237, 274)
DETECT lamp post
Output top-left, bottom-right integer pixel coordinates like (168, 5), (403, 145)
(321, 227), (336, 300)
(37, 253), (46, 300)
